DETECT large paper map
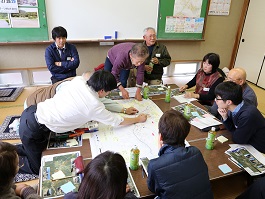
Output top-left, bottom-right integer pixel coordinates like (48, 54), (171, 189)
(173, 0), (203, 17)
(89, 99), (163, 163)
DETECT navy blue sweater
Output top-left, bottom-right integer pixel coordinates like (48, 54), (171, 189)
(147, 144), (213, 199)
(45, 42), (80, 81)
(223, 103), (265, 153)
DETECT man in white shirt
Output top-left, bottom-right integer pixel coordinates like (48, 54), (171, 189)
(18, 70), (147, 175)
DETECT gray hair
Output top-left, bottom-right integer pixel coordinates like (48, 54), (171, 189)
(130, 43), (149, 58)
(143, 27), (156, 36)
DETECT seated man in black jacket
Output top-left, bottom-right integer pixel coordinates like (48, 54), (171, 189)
(147, 109), (213, 199)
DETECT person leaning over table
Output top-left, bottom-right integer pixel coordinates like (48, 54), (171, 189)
(143, 27), (171, 85)
(104, 43), (149, 101)
(210, 67), (258, 117)
(0, 142), (41, 199)
(147, 109), (213, 199)
(64, 151), (137, 199)
(179, 53), (224, 106)
(24, 72), (138, 115)
(45, 26), (80, 84)
(16, 70), (147, 176)
(215, 81), (265, 153)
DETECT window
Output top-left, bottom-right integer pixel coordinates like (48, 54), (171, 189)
(163, 61), (201, 77)
(32, 70), (51, 84)
(0, 72), (23, 86)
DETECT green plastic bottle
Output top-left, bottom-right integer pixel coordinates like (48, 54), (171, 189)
(130, 145), (140, 170)
(143, 84), (149, 99)
(165, 86), (171, 103)
(205, 127), (216, 150)
(183, 103), (191, 120)
(147, 61), (154, 74)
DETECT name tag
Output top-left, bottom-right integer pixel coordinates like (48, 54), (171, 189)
(155, 53), (161, 57)
(67, 57), (72, 61)
(203, 87), (210, 91)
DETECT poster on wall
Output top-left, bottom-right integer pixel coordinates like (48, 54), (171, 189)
(164, 0), (204, 34)
(208, 0), (231, 16)
(0, 0), (19, 13)
(0, 0), (39, 28)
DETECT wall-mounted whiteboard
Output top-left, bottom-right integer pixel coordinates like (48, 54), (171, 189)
(45, 0), (158, 40)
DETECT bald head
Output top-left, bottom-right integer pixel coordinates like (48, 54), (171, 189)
(227, 67), (246, 86)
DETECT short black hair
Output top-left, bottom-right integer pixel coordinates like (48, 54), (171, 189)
(52, 26), (67, 40)
(215, 81), (243, 105)
(158, 109), (190, 146)
(87, 70), (117, 92)
(203, 53), (220, 73)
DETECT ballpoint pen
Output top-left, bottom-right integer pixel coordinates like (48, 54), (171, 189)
(142, 167), (145, 178)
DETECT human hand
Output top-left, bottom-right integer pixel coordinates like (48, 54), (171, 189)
(184, 92), (194, 98)
(151, 57), (159, 64)
(126, 184), (131, 193)
(179, 85), (188, 92)
(55, 62), (62, 67)
(137, 114), (147, 123)
(145, 65), (153, 73)
(120, 87), (129, 99)
(135, 91), (142, 101)
(71, 57), (74, 61)
(184, 92), (199, 99)
(15, 184), (30, 196)
(217, 108), (228, 120)
(126, 107), (139, 115)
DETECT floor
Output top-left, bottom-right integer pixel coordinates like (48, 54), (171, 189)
(1, 76), (265, 198)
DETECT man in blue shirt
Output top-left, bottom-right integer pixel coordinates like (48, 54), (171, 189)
(45, 26), (80, 84)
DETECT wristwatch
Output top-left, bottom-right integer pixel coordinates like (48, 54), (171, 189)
(123, 108), (127, 114)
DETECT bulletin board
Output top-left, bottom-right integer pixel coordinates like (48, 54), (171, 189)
(157, 0), (209, 40)
(0, 0), (48, 42)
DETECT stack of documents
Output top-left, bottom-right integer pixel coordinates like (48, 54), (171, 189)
(172, 103), (222, 129)
(226, 144), (265, 176)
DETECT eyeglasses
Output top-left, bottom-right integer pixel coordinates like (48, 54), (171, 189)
(146, 34), (156, 38)
(215, 97), (224, 101)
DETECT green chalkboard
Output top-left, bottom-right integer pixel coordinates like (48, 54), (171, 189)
(0, 0), (48, 42)
(157, 0), (208, 40)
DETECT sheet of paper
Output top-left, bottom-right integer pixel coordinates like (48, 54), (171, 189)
(89, 99), (161, 163)
(51, 170), (65, 180)
(217, 135), (228, 143)
(173, 94), (197, 103)
(190, 117), (222, 129)
(60, 181), (76, 194)
(218, 164), (232, 174)
(119, 87), (138, 98)
(226, 144), (265, 176)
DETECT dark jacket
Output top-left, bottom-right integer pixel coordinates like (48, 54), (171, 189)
(64, 191), (137, 199)
(45, 42), (80, 81)
(223, 102), (265, 153)
(147, 144), (213, 199)
(144, 42), (171, 80)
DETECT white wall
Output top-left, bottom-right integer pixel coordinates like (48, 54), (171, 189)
(45, 0), (158, 40)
